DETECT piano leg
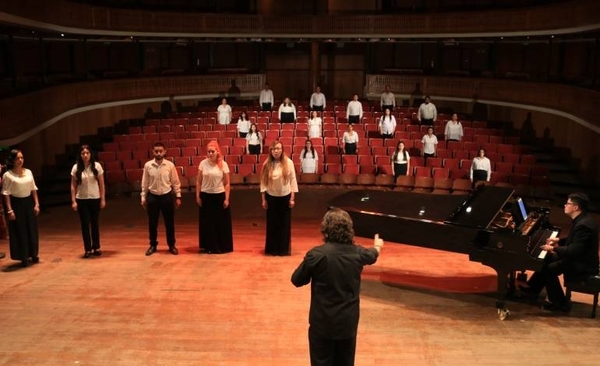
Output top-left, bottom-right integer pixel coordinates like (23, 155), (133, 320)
(494, 270), (515, 320)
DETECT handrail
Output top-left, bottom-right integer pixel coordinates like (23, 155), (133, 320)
(0, 0), (598, 37)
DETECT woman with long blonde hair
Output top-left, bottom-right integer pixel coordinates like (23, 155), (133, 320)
(196, 140), (233, 254)
(260, 141), (298, 256)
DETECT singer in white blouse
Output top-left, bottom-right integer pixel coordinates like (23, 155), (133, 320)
(470, 148), (492, 187)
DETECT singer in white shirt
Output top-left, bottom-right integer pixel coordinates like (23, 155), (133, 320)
(259, 83), (274, 111)
(310, 86), (326, 111)
(417, 95), (437, 126)
(380, 85), (396, 111)
(346, 94), (363, 124)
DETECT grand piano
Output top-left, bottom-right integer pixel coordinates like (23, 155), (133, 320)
(328, 185), (559, 319)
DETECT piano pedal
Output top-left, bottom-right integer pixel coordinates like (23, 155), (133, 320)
(497, 308), (510, 321)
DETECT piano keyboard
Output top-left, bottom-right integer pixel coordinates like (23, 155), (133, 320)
(537, 230), (559, 259)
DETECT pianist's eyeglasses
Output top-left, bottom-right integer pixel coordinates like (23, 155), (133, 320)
(564, 202), (575, 206)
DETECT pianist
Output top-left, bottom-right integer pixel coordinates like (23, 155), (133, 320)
(291, 208), (383, 366)
(521, 193), (599, 312)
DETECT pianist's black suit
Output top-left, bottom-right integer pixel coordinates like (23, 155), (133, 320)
(527, 212), (599, 305)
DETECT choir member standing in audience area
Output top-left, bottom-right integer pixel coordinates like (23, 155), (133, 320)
(300, 140), (319, 174)
(70, 145), (106, 259)
(418, 95), (437, 126)
(260, 141), (299, 256)
(291, 208), (383, 366)
(308, 111), (323, 139)
(237, 111), (251, 138)
(342, 124), (359, 155)
(392, 141), (411, 180)
(378, 108), (397, 139)
(421, 126), (438, 166)
(310, 86), (326, 112)
(141, 142), (182, 256)
(380, 85), (396, 112)
(278, 97), (296, 123)
(259, 83), (274, 111)
(346, 94), (363, 124)
(1, 149), (40, 267)
(470, 148), (491, 188)
(196, 141), (233, 254)
(246, 123), (263, 155)
(444, 113), (463, 142)
(217, 98), (232, 125)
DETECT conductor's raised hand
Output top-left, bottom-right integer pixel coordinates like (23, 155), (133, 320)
(373, 234), (384, 253)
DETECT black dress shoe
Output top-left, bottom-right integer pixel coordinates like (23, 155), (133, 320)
(92, 249), (102, 256)
(21, 260), (28, 267)
(541, 300), (571, 313)
(31, 257), (39, 264)
(83, 252), (91, 259)
(168, 246), (179, 255)
(145, 246), (157, 256)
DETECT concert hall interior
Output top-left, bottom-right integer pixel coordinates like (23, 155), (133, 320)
(1, 0), (600, 365)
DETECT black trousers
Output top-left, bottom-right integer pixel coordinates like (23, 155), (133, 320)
(421, 118), (434, 126)
(7, 195), (39, 261)
(146, 192), (176, 248)
(264, 193), (291, 256)
(76, 198), (101, 252)
(239, 132), (248, 138)
(348, 115), (360, 124)
(423, 152), (435, 166)
(382, 104), (394, 112)
(394, 163), (408, 179)
(344, 143), (357, 155)
(309, 326), (356, 366)
(280, 112), (295, 123)
(472, 169), (487, 188)
(261, 102), (272, 111)
(199, 192), (233, 254)
(248, 144), (261, 155)
(312, 105), (324, 112)
(527, 255), (570, 304)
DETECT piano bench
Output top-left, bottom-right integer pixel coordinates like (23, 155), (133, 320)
(565, 275), (600, 318)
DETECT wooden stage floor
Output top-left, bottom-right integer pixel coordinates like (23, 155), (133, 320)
(0, 188), (598, 366)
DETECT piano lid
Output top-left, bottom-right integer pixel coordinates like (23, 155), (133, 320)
(327, 186), (515, 228)
(327, 189), (467, 223)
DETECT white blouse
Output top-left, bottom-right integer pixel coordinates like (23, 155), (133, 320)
(308, 118), (322, 138)
(260, 158), (299, 197)
(470, 157), (492, 181)
(421, 134), (438, 154)
(199, 159), (230, 194)
(237, 119), (251, 134)
(71, 162), (104, 199)
(1, 169), (38, 198)
(217, 104), (232, 124)
(445, 121), (463, 141)
(246, 132), (262, 145)
(342, 131), (359, 144)
(278, 104), (297, 120)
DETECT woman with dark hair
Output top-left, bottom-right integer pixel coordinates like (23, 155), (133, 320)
(470, 148), (491, 188)
(378, 108), (397, 139)
(278, 97), (296, 123)
(260, 141), (298, 256)
(237, 111), (251, 138)
(196, 140), (233, 254)
(300, 140), (318, 174)
(246, 123), (262, 155)
(70, 145), (106, 258)
(391, 141), (411, 179)
(1, 149), (40, 267)
(308, 111), (322, 139)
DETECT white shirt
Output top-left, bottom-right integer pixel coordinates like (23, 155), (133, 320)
(246, 132), (262, 145)
(380, 92), (396, 107)
(342, 131), (359, 144)
(300, 149), (318, 174)
(418, 102), (437, 121)
(237, 119), (251, 134)
(140, 159), (182, 199)
(379, 115), (397, 135)
(198, 159), (230, 194)
(445, 121), (463, 141)
(71, 162), (104, 199)
(217, 104), (232, 124)
(346, 100), (363, 118)
(310, 92), (326, 108)
(308, 117), (322, 138)
(393, 150), (410, 164)
(1, 169), (38, 198)
(421, 134), (438, 154)
(260, 158), (299, 197)
(470, 157), (492, 181)
(259, 89), (274, 105)
(278, 104), (296, 120)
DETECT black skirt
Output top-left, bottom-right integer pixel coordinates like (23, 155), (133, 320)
(394, 163), (408, 178)
(7, 195), (39, 261)
(199, 192), (233, 254)
(280, 112), (295, 123)
(345, 143), (357, 155)
(264, 193), (292, 256)
(348, 115), (360, 124)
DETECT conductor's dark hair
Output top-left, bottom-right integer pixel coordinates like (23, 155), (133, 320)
(321, 208), (354, 245)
